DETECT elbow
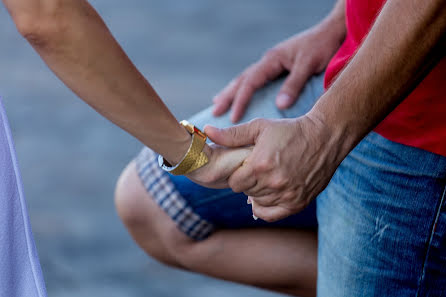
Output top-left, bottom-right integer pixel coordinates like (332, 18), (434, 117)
(15, 16), (49, 48)
(11, 6), (67, 48)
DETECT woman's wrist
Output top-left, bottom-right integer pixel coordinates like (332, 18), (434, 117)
(163, 126), (193, 166)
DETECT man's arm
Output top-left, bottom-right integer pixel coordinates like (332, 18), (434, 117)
(311, 0), (446, 150)
(206, 0), (446, 221)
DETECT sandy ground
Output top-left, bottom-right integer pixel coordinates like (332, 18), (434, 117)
(0, 1), (333, 296)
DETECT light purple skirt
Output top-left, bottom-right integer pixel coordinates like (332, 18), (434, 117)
(0, 97), (47, 297)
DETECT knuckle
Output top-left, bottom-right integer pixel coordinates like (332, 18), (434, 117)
(254, 159), (272, 174)
(239, 78), (256, 93)
(228, 126), (241, 140)
(228, 179), (242, 193)
(269, 175), (288, 190)
(282, 192), (296, 203)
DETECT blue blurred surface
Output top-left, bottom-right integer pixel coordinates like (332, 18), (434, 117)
(0, 1), (333, 296)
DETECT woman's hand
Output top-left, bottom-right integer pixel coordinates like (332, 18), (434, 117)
(185, 143), (253, 189)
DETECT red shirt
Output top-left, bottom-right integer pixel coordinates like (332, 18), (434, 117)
(324, 0), (446, 157)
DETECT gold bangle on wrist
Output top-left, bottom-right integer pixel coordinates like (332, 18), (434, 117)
(158, 120), (209, 175)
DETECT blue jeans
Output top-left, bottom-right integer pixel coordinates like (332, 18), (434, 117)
(317, 132), (446, 296)
(135, 74), (446, 296)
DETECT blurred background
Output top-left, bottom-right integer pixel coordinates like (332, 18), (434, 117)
(0, 1), (333, 296)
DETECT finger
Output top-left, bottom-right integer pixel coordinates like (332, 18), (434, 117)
(228, 162), (256, 193)
(230, 82), (256, 123)
(244, 186), (275, 197)
(249, 193), (280, 207)
(276, 62), (314, 110)
(213, 76), (242, 104)
(213, 98), (233, 117)
(231, 57), (284, 123)
(204, 119), (263, 147)
(242, 173), (276, 197)
(251, 204), (292, 223)
(212, 77), (242, 116)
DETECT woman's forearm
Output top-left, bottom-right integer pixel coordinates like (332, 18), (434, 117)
(3, 0), (191, 165)
(310, 0), (446, 153)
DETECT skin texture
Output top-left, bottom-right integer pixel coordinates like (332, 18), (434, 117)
(115, 162), (318, 297)
(208, 0), (446, 222)
(1, 0), (249, 188)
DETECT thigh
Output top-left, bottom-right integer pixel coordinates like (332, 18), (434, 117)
(188, 73), (325, 129)
(317, 132), (446, 297)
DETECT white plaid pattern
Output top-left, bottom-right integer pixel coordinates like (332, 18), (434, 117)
(135, 148), (214, 240)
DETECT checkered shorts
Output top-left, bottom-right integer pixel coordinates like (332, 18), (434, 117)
(134, 148), (214, 240)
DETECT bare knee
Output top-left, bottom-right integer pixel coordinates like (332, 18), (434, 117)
(115, 161), (148, 226)
(114, 161), (194, 267)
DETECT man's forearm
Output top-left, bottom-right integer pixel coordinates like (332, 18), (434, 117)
(319, 0), (346, 45)
(310, 0), (446, 154)
(2, 0), (191, 165)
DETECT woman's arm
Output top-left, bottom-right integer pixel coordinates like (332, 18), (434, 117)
(3, 0), (194, 165)
(2, 0), (250, 185)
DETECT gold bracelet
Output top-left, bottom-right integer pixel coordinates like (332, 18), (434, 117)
(158, 120), (209, 175)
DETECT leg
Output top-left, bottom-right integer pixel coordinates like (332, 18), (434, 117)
(116, 75), (325, 296)
(116, 161), (317, 296)
(317, 132), (446, 296)
(115, 161), (190, 268)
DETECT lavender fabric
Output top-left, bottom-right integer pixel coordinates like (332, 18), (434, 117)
(0, 97), (47, 297)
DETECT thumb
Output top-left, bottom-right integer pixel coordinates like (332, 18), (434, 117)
(275, 66), (311, 110)
(204, 121), (260, 147)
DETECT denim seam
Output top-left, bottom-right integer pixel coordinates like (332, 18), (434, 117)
(415, 182), (446, 297)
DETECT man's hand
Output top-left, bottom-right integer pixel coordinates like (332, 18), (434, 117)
(205, 116), (349, 222)
(186, 144), (252, 189)
(212, 8), (345, 123)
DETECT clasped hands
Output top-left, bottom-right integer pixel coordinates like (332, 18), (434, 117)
(187, 115), (343, 222)
(187, 21), (348, 222)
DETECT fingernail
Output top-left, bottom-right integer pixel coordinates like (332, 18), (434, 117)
(253, 214), (258, 220)
(276, 93), (291, 108)
(247, 198), (251, 205)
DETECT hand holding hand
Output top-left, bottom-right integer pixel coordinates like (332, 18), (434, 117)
(186, 143), (252, 189)
(205, 115), (350, 222)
